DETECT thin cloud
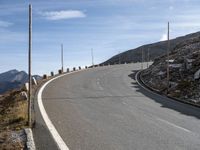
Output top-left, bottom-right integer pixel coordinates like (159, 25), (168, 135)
(0, 20), (13, 27)
(40, 10), (86, 20)
(160, 33), (167, 41)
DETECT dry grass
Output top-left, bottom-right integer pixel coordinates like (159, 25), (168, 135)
(0, 79), (45, 149)
(0, 90), (28, 131)
(0, 90), (28, 149)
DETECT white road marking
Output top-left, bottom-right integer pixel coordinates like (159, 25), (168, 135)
(156, 118), (192, 133)
(136, 71), (193, 134)
(37, 70), (86, 150)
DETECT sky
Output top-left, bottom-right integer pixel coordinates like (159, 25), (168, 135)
(0, 0), (200, 75)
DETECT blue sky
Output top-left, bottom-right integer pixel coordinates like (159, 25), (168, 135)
(0, 0), (200, 75)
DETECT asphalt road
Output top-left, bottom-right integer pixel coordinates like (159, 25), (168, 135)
(40, 64), (200, 150)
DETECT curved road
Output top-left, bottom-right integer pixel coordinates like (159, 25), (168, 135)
(39, 64), (200, 150)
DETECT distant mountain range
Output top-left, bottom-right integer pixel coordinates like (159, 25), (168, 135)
(102, 31), (200, 65)
(0, 69), (41, 94)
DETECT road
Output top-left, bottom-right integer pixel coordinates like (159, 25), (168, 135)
(37, 64), (200, 150)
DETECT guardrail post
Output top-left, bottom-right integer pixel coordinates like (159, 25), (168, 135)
(43, 74), (48, 79)
(58, 69), (62, 74)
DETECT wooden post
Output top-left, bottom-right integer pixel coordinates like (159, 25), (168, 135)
(61, 44), (64, 73)
(167, 22), (170, 92)
(141, 47), (144, 70)
(28, 4), (32, 127)
(91, 48), (94, 67)
(118, 51), (121, 64)
(147, 48), (150, 68)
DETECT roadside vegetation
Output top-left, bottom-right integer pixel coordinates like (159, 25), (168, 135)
(0, 89), (27, 149)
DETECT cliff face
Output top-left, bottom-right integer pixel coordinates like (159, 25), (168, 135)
(141, 35), (200, 104)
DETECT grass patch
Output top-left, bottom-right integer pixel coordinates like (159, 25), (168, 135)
(0, 90), (28, 131)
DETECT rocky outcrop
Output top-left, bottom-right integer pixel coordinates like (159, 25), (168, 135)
(141, 35), (200, 104)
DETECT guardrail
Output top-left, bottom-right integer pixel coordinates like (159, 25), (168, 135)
(136, 70), (200, 108)
(41, 62), (135, 80)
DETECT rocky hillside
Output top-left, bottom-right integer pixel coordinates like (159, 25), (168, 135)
(0, 70), (41, 94)
(102, 31), (200, 65)
(141, 34), (200, 104)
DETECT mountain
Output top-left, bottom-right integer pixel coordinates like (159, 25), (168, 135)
(33, 75), (42, 81)
(0, 81), (22, 94)
(0, 70), (28, 83)
(102, 31), (200, 65)
(0, 70), (41, 94)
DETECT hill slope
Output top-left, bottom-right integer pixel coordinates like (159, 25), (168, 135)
(102, 31), (200, 65)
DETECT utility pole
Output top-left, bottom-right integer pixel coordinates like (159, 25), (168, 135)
(167, 22), (170, 92)
(28, 4), (32, 127)
(147, 48), (150, 68)
(61, 44), (64, 72)
(91, 48), (94, 67)
(118, 51), (121, 64)
(141, 47), (144, 70)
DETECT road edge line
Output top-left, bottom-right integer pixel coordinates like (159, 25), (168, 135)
(37, 69), (86, 150)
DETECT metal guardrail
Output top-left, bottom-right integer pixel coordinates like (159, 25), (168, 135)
(137, 70), (200, 108)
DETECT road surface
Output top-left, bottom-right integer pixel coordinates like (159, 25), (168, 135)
(36, 64), (200, 150)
